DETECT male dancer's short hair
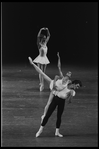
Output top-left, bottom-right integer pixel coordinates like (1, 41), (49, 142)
(72, 80), (82, 87)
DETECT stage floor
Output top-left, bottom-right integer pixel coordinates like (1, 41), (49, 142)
(1, 65), (98, 147)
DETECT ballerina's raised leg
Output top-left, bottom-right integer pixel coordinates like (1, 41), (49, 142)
(28, 57), (52, 85)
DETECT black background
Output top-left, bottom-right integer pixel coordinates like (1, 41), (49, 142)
(2, 2), (98, 67)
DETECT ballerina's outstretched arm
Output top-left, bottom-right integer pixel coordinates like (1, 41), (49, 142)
(45, 28), (50, 44)
(57, 52), (64, 78)
(28, 57), (52, 85)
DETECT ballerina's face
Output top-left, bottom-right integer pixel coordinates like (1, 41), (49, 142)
(66, 71), (72, 77)
(40, 36), (46, 46)
(62, 71), (72, 85)
(62, 76), (71, 85)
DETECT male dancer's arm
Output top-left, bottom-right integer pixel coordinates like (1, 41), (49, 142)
(57, 52), (64, 78)
(67, 93), (73, 103)
(66, 90), (76, 103)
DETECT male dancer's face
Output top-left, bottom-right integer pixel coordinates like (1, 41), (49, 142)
(68, 83), (80, 90)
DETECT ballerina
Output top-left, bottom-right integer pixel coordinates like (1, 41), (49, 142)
(33, 27), (50, 91)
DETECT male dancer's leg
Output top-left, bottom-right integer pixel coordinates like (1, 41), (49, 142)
(55, 98), (65, 137)
(56, 98), (65, 128)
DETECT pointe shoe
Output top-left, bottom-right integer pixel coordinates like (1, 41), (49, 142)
(40, 84), (44, 92)
(55, 132), (63, 137)
(28, 57), (33, 65)
(39, 83), (42, 86)
(36, 128), (43, 138)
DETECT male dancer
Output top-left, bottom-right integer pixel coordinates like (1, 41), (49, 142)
(35, 78), (82, 137)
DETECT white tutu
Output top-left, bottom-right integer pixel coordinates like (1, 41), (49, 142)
(33, 55), (50, 64)
(33, 45), (50, 64)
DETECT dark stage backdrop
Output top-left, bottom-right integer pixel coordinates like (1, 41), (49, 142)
(2, 2), (98, 67)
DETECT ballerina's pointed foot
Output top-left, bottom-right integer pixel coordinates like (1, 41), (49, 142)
(35, 127), (43, 138)
(36, 131), (41, 138)
(40, 84), (44, 92)
(28, 57), (33, 65)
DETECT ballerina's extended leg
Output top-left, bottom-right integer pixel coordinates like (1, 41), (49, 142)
(41, 91), (54, 123)
(28, 57), (52, 85)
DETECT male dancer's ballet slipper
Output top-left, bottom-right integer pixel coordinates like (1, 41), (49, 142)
(55, 132), (63, 137)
